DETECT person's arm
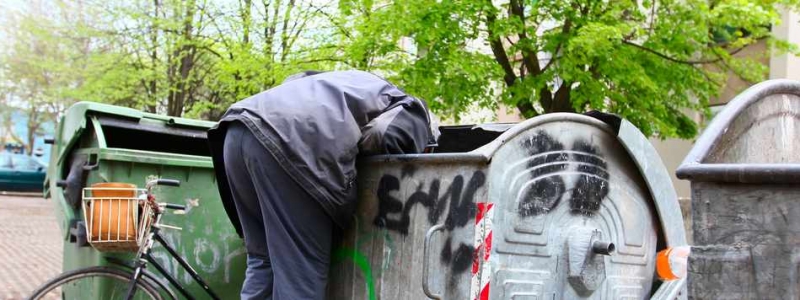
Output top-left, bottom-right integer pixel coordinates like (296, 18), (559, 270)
(358, 104), (431, 155)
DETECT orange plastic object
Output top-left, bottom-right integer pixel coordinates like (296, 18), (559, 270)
(88, 182), (137, 241)
(656, 246), (691, 281)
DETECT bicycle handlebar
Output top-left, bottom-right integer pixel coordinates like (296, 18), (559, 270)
(162, 203), (186, 211)
(145, 179), (181, 191)
(156, 179), (181, 187)
(142, 178), (186, 214)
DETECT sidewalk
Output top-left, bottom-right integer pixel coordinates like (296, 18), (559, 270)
(0, 193), (62, 300)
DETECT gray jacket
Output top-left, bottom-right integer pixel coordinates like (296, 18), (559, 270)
(209, 70), (434, 236)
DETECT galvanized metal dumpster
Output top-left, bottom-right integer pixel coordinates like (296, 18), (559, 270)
(329, 113), (688, 299)
(45, 101), (246, 298)
(676, 79), (800, 299)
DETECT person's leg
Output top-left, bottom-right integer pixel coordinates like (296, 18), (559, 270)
(224, 122), (274, 299)
(238, 128), (334, 300)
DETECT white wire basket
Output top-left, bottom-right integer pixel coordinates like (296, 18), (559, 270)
(82, 184), (152, 252)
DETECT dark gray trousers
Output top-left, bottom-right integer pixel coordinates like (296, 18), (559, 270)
(223, 122), (333, 300)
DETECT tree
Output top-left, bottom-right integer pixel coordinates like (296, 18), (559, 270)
(334, 0), (800, 138)
(0, 0), (94, 154)
(0, 83), (13, 150)
(61, 0), (337, 119)
(76, 0), (213, 116)
(1, 0), (338, 123)
(186, 0), (341, 119)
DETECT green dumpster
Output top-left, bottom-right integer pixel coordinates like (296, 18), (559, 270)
(44, 101), (245, 298)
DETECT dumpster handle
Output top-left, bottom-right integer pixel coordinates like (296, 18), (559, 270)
(83, 154), (99, 171)
(423, 224), (445, 300)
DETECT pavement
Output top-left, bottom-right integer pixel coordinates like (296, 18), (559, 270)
(0, 193), (62, 300)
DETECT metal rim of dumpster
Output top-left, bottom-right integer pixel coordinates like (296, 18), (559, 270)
(676, 79), (800, 183)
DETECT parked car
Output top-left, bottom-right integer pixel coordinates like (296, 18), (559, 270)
(0, 153), (47, 192)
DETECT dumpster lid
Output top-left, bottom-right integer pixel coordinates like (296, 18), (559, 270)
(676, 79), (800, 183)
(56, 101), (216, 163)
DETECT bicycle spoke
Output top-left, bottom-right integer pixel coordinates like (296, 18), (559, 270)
(28, 267), (161, 300)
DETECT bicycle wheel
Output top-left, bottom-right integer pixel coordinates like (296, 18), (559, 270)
(28, 266), (163, 300)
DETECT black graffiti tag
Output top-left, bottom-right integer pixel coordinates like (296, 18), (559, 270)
(570, 140), (609, 214)
(373, 170), (486, 275)
(517, 131), (610, 217)
(517, 131), (569, 217)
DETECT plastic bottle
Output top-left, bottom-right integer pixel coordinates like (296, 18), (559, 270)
(656, 246), (691, 281)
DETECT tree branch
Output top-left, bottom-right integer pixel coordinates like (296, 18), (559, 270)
(484, 1), (516, 87)
(541, 19), (570, 72)
(279, 0), (296, 59)
(622, 40), (721, 64)
(509, 0), (541, 75)
(309, 2), (352, 39)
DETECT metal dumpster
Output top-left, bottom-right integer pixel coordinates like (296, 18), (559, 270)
(329, 113), (688, 299)
(676, 79), (800, 299)
(45, 101), (246, 298)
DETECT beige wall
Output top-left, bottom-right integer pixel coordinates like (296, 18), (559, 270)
(497, 105), (523, 123)
(650, 138), (695, 199)
(709, 40), (771, 106)
(770, 8), (800, 80)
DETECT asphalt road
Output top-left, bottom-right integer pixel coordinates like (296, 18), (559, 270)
(0, 193), (62, 300)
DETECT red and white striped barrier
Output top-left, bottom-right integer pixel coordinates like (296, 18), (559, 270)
(470, 202), (494, 300)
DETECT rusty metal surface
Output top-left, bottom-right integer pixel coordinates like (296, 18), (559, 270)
(329, 113), (685, 299)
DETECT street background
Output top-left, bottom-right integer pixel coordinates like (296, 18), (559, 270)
(0, 194), (62, 300)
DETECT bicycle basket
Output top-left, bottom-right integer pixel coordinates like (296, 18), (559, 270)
(82, 183), (152, 252)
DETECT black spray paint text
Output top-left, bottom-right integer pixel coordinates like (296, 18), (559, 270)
(373, 170), (485, 275)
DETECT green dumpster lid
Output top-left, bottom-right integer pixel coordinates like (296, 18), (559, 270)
(56, 101), (216, 164)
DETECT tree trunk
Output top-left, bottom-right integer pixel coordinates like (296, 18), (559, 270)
(147, 0), (160, 113)
(264, 0), (283, 60)
(0, 109), (10, 150)
(0, 120), (8, 151)
(241, 0), (252, 44)
(166, 0), (197, 117)
(547, 83), (575, 113)
(25, 109), (41, 155)
(279, 0), (296, 60)
(26, 124), (39, 155)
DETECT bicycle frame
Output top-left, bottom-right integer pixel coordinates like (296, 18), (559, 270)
(123, 180), (222, 300)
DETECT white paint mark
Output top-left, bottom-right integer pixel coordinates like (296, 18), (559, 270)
(224, 246), (247, 283)
(193, 238), (222, 274)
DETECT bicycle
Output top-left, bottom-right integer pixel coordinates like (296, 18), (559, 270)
(28, 179), (222, 300)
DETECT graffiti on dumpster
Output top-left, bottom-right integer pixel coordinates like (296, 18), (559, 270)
(517, 131), (569, 217)
(570, 140), (610, 214)
(149, 230), (245, 285)
(516, 131), (610, 217)
(373, 170), (486, 275)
